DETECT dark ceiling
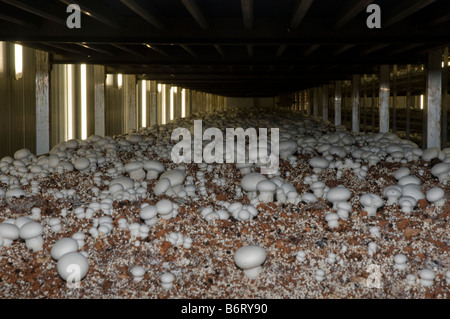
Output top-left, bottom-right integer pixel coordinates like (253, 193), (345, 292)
(1, 0), (450, 97)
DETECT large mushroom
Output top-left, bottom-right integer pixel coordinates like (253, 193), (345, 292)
(241, 172), (267, 200)
(326, 186), (351, 210)
(144, 160), (165, 180)
(359, 193), (384, 217)
(234, 245), (267, 279)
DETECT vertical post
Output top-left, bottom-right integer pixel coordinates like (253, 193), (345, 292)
(442, 47), (448, 148)
(392, 65), (397, 133)
(379, 65), (390, 133)
(335, 81), (342, 126)
(352, 74), (361, 133)
(307, 89), (312, 116)
(313, 87), (319, 118)
(406, 65), (411, 140)
(322, 85), (329, 122)
(93, 65), (105, 136)
(35, 50), (50, 155)
(165, 85), (171, 123)
(427, 49), (443, 149)
(363, 75), (367, 132)
(371, 75), (376, 133)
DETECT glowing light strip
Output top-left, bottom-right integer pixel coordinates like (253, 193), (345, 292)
(14, 44), (22, 80)
(181, 89), (186, 118)
(81, 64), (87, 140)
(142, 80), (147, 127)
(67, 64), (73, 140)
(162, 84), (166, 124)
(170, 86), (174, 121)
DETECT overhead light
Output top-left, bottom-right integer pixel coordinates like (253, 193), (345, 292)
(145, 44), (152, 49)
(142, 80), (147, 127)
(14, 44), (23, 80)
(157, 83), (162, 93)
(181, 89), (186, 118)
(81, 64), (88, 140)
(117, 73), (123, 89)
(420, 94), (424, 110)
(67, 64), (73, 140)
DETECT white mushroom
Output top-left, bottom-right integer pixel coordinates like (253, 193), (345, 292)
(419, 269), (435, 287)
(51, 237), (79, 260)
(159, 169), (186, 195)
(325, 213), (339, 228)
(359, 193), (384, 217)
(236, 162), (254, 175)
(130, 266), (146, 282)
(430, 163), (450, 182)
(74, 158), (91, 172)
(241, 172), (267, 200)
(426, 187), (446, 207)
(57, 252), (89, 282)
(234, 245), (267, 279)
(0, 223), (19, 247)
(156, 199), (174, 220)
(383, 185), (402, 205)
(143, 160), (165, 180)
(393, 253), (408, 270)
(19, 221), (44, 251)
(160, 272), (175, 290)
(398, 196), (417, 213)
(310, 181), (326, 198)
(124, 161), (145, 181)
(326, 186), (351, 209)
(309, 157), (329, 174)
(140, 205), (158, 226)
(256, 180), (277, 203)
(336, 201), (352, 220)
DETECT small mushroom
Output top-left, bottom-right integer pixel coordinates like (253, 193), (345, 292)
(359, 193), (384, 217)
(19, 221), (44, 251)
(0, 223), (19, 247)
(234, 245), (267, 279)
(156, 199), (174, 220)
(241, 172), (267, 200)
(426, 187), (446, 207)
(383, 185), (402, 205)
(398, 196), (417, 213)
(325, 213), (339, 228)
(51, 237), (79, 260)
(140, 205), (158, 226)
(394, 253), (408, 270)
(309, 157), (329, 174)
(73, 158), (91, 172)
(336, 201), (352, 220)
(130, 266), (146, 282)
(143, 160), (165, 180)
(160, 272), (175, 290)
(124, 161), (146, 181)
(326, 186), (351, 210)
(419, 269), (435, 287)
(256, 180), (277, 203)
(310, 181), (326, 198)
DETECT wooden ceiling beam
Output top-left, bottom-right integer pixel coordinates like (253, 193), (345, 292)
(0, 0), (65, 25)
(119, 0), (165, 30)
(289, 0), (314, 30)
(181, 0), (209, 30)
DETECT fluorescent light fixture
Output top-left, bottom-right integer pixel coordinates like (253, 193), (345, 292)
(161, 84), (166, 124)
(67, 64), (73, 140)
(142, 80), (147, 127)
(0, 42), (4, 74)
(117, 73), (123, 89)
(181, 89), (186, 118)
(81, 64), (88, 140)
(14, 44), (23, 80)
(157, 83), (162, 93)
(420, 94), (424, 110)
(173, 86), (177, 93)
(106, 74), (114, 86)
(170, 86), (174, 121)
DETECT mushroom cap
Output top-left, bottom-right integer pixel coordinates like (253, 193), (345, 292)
(110, 176), (134, 191)
(15, 216), (34, 229)
(124, 161), (144, 173)
(394, 167), (411, 181)
(74, 158), (91, 171)
(336, 201), (352, 211)
(154, 178), (171, 196)
(126, 134), (143, 144)
(19, 222), (43, 240)
(234, 245), (266, 270)
(51, 237), (79, 260)
(398, 196), (417, 207)
(383, 185), (402, 198)
(422, 147), (439, 162)
(140, 205), (158, 220)
(325, 213), (339, 222)
(143, 160), (165, 173)
(160, 272), (175, 284)
(159, 169), (186, 187)
(394, 253), (408, 264)
(130, 266), (146, 277)
(401, 184), (425, 200)
(311, 181), (326, 190)
(419, 269), (435, 280)
(0, 223), (20, 240)
(14, 148), (31, 160)
(241, 172), (267, 192)
(426, 187), (445, 203)
(398, 175), (421, 186)
(360, 193), (384, 208)
(57, 252), (89, 281)
(5, 187), (26, 199)
(256, 180), (277, 192)
(156, 199), (173, 215)
(309, 157), (329, 169)
(431, 163), (450, 176)
(326, 186), (351, 203)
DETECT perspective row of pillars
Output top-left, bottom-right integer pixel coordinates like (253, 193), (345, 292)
(290, 47), (449, 149)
